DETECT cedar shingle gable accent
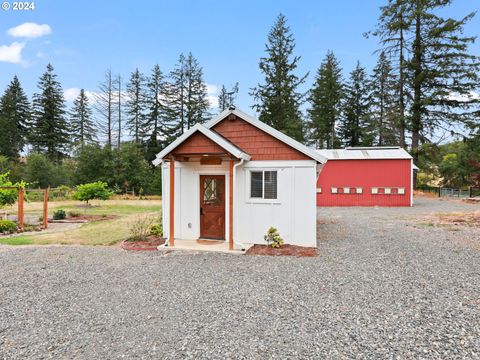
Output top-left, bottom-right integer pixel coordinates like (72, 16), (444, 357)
(212, 115), (310, 161)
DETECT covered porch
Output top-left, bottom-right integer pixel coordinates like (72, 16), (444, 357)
(152, 124), (251, 252)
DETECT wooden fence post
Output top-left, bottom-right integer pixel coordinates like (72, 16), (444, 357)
(43, 187), (50, 229)
(18, 188), (24, 231)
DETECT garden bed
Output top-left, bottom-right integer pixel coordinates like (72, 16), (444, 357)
(49, 214), (118, 223)
(121, 236), (165, 251)
(246, 244), (318, 257)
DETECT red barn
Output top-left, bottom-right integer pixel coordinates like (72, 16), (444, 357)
(316, 147), (415, 207)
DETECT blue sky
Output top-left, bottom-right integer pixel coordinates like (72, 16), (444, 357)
(0, 0), (478, 113)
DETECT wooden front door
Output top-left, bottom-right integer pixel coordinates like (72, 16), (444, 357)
(200, 175), (225, 239)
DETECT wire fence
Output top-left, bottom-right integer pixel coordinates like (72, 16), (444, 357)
(416, 186), (480, 198)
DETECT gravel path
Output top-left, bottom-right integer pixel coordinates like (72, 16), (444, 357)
(1, 198), (479, 359)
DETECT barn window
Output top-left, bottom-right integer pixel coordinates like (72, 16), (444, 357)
(356, 187), (363, 194)
(250, 171), (277, 199)
(398, 187), (405, 195)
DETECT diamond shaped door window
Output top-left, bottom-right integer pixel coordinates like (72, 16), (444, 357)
(203, 178), (218, 204)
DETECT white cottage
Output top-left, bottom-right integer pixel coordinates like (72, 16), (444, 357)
(153, 108), (326, 251)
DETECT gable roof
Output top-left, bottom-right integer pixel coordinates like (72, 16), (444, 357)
(152, 123), (251, 166)
(206, 108), (327, 163)
(316, 147), (413, 160)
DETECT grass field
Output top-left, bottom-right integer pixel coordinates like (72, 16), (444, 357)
(0, 199), (161, 246)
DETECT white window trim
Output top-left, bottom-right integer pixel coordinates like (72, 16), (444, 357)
(246, 169), (281, 204)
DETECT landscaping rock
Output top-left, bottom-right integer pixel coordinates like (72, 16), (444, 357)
(0, 198), (479, 359)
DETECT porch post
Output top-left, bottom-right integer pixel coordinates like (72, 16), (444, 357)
(169, 156), (175, 247)
(229, 159), (234, 250)
(17, 188), (24, 231)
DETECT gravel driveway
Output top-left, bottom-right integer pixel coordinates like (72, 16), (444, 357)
(1, 198), (479, 359)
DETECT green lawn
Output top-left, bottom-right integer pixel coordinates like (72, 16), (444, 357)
(2, 199), (161, 246)
(0, 236), (34, 245)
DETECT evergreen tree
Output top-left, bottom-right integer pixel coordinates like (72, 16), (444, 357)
(370, 51), (399, 146)
(250, 14), (308, 142)
(94, 70), (118, 147)
(409, 0), (480, 165)
(339, 62), (373, 147)
(69, 89), (96, 148)
(30, 64), (70, 161)
(125, 68), (147, 143)
(0, 76), (31, 158)
(167, 52), (210, 137)
(307, 51), (343, 149)
(145, 64), (169, 162)
(218, 83), (239, 111)
(369, 0), (413, 148)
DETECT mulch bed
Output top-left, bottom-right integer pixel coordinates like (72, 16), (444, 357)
(463, 198), (480, 204)
(246, 244), (318, 257)
(49, 215), (118, 223)
(121, 236), (165, 251)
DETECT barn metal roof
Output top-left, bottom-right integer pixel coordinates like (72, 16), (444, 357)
(316, 147), (413, 160)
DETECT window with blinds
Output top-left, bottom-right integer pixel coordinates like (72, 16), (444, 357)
(250, 170), (277, 200)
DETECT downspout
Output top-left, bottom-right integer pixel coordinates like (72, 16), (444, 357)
(233, 158), (246, 251)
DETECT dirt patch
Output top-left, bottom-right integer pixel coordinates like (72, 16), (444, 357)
(463, 198), (480, 204)
(49, 215), (118, 223)
(246, 244), (318, 257)
(121, 236), (165, 251)
(420, 211), (480, 227)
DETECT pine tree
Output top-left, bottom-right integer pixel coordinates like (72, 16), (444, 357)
(250, 14), (308, 142)
(370, 51), (399, 146)
(218, 83), (239, 111)
(409, 0), (480, 165)
(125, 68), (147, 143)
(94, 70), (118, 147)
(339, 62), (373, 147)
(167, 52), (210, 137)
(69, 89), (96, 148)
(307, 51), (343, 149)
(184, 53), (210, 129)
(30, 64), (70, 161)
(0, 76), (31, 159)
(144, 64), (168, 162)
(369, 0), (414, 148)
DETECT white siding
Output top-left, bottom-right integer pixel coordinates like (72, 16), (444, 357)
(162, 159), (317, 248)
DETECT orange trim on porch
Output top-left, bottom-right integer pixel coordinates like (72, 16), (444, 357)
(169, 157), (175, 246)
(229, 159), (233, 250)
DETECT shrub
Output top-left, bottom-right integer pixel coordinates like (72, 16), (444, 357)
(53, 210), (66, 220)
(150, 223), (162, 237)
(264, 227), (284, 248)
(68, 210), (81, 218)
(0, 172), (26, 209)
(73, 181), (113, 205)
(128, 215), (155, 241)
(0, 219), (17, 234)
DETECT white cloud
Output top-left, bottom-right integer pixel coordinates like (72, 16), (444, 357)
(0, 42), (25, 64)
(7, 22), (52, 39)
(36, 50), (46, 59)
(447, 91), (480, 102)
(206, 83), (219, 108)
(64, 88), (99, 102)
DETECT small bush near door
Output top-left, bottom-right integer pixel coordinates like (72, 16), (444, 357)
(128, 215), (156, 241)
(264, 227), (284, 248)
